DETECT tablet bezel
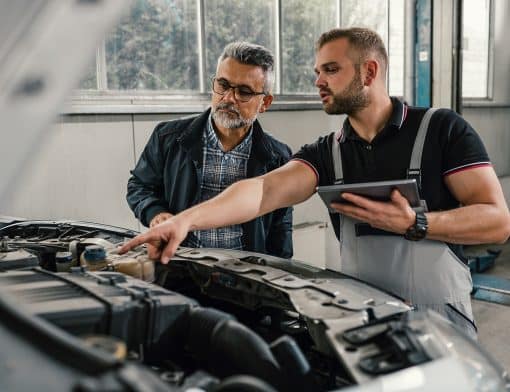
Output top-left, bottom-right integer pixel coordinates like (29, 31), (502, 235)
(316, 179), (422, 211)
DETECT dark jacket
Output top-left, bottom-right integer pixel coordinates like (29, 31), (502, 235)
(127, 109), (293, 258)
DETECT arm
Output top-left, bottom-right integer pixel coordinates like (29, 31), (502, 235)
(126, 124), (170, 227)
(119, 160), (317, 262)
(427, 166), (510, 243)
(332, 166), (510, 244)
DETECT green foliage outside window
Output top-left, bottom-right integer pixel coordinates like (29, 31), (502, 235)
(105, 0), (198, 91)
(78, 0), (407, 97)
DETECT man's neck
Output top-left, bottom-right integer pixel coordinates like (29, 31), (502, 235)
(213, 122), (251, 152)
(348, 94), (393, 143)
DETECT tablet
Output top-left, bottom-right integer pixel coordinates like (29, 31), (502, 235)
(317, 179), (422, 212)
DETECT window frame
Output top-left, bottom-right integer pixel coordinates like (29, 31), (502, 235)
(66, 0), (406, 114)
(461, 0), (494, 103)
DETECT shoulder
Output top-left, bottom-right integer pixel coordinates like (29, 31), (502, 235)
(297, 132), (335, 156)
(406, 106), (470, 132)
(253, 121), (292, 158)
(429, 108), (469, 129)
(152, 114), (201, 139)
(416, 108), (489, 170)
(259, 131), (292, 158)
(424, 108), (483, 148)
(292, 132), (336, 186)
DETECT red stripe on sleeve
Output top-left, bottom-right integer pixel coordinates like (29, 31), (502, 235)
(443, 162), (492, 177)
(291, 158), (319, 187)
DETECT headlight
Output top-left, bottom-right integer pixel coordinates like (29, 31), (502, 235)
(409, 310), (509, 391)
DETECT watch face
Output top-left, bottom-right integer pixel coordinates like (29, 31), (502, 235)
(405, 212), (428, 241)
(414, 224), (427, 238)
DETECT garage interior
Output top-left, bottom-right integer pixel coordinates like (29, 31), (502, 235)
(1, 0), (509, 390)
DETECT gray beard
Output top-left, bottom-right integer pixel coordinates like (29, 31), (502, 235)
(212, 104), (256, 129)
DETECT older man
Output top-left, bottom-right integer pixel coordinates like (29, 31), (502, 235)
(126, 41), (293, 258)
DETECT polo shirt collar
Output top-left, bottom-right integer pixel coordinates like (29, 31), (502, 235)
(340, 97), (407, 142)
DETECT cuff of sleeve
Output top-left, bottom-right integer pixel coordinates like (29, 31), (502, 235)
(144, 205), (169, 228)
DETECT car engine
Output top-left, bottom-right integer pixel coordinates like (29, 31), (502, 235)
(0, 219), (507, 392)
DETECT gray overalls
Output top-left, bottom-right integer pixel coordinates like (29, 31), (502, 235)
(332, 109), (477, 339)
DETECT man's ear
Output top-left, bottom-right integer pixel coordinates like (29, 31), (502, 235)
(363, 60), (378, 86)
(259, 94), (273, 113)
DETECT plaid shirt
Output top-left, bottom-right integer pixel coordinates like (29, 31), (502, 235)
(191, 115), (252, 249)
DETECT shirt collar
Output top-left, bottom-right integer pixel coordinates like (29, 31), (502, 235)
(341, 97), (407, 142)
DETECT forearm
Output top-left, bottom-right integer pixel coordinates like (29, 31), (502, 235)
(176, 162), (315, 233)
(426, 203), (510, 244)
(179, 177), (269, 231)
(118, 161), (316, 261)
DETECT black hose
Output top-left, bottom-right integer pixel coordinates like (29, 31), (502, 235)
(185, 307), (281, 387)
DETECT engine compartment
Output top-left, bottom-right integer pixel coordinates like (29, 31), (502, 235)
(0, 220), (506, 391)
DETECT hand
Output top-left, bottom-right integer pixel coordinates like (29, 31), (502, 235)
(150, 212), (173, 228)
(118, 215), (190, 264)
(330, 189), (416, 234)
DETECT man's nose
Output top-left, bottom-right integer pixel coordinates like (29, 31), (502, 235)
(315, 73), (326, 88)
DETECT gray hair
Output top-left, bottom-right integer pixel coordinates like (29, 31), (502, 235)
(217, 41), (275, 93)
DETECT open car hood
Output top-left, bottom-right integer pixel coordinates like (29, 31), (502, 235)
(0, 219), (508, 391)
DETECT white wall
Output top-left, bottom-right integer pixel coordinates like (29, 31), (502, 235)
(2, 115), (138, 230)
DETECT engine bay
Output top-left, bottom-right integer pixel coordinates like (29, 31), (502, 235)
(0, 220), (506, 391)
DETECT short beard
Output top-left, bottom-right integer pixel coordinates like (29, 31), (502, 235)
(212, 103), (256, 129)
(324, 70), (370, 115)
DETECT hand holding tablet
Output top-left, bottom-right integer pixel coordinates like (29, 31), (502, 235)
(317, 179), (426, 213)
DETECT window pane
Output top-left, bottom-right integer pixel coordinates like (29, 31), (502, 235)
(280, 0), (337, 94)
(340, 0), (388, 44)
(389, 0), (404, 96)
(105, 0), (199, 91)
(462, 0), (490, 98)
(78, 57), (97, 90)
(204, 0), (275, 82)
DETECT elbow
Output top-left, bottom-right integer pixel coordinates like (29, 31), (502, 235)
(493, 234), (509, 245)
(492, 215), (510, 244)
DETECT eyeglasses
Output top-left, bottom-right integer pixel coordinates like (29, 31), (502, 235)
(212, 77), (266, 102)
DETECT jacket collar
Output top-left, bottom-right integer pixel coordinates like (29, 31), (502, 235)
(178, 107), (276, 164)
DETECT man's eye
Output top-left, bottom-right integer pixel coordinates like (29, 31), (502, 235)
(238, 88), (254, 96)
(218, 81), (230, 90)
(325, 67), (339, 74)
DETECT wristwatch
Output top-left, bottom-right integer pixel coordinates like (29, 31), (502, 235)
(404, 211), (428, 241)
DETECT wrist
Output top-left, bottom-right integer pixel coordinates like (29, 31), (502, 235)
(176, 209), (196, 232)
(404, 211), (428, 241)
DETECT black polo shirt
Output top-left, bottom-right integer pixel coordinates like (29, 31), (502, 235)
(293, 97), (491, 242)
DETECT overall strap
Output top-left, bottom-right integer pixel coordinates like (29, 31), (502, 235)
(333, 108), (438, 187)
(332, 133), (344, 184)
(407, 108), (438, 190)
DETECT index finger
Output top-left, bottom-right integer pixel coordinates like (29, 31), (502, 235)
(118, 233), (152, 254)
